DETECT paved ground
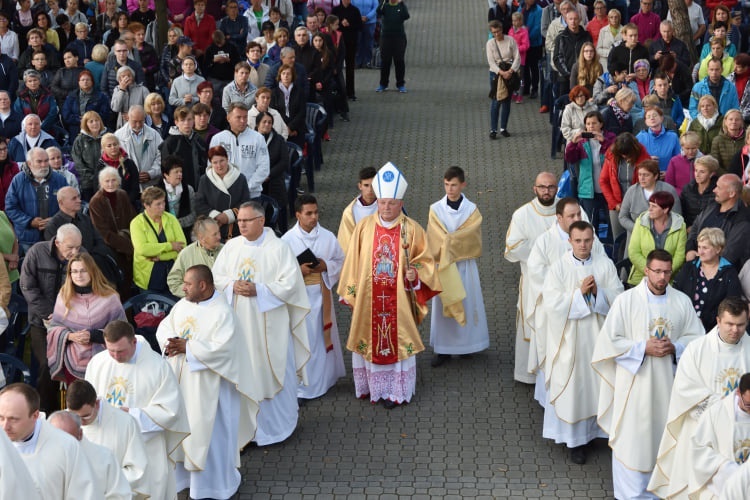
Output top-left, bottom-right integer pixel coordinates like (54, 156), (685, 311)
(236, 1), (616, 498)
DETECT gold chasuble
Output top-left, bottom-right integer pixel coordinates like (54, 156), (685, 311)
(338, 214), (440, 364)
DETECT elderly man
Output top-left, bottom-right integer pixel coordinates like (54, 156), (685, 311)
(5, 146), (67, 252)
(101, 39), (145, 96)
(337, 166), (378, 252)
(293, 26), (316, 73)
(66, 379), (150, 498)
(686, 174), (750, 268)
(7, 114), (60, 163)
(649, 20), (691, 69)
(338, 162), (440, 408)
(221, 61), (258, 113)
(504, 171), (558, 384)
(213, 201), (311, 444)
(20, 224), (83, 413)
(48, 411), (131, 500)
(264, 46), (308, 93)
(649, 296), (750, 498)
(0, 383), (96, 500)
(210, 102), (269, 199)
(86, 320), (189, 500)
(282, 195), (346, 400)
(114, 105), (163, 190)
(157, 265), (255, 499)
(593, 249), (704, 499)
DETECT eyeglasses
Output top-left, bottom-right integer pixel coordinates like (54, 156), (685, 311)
(646, 267), (672, 276)
(237, 216), (263, 224)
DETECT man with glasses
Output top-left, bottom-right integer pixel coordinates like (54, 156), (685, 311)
(505, 171), (559, 385)
(649, 296), (750, 497)
(212, 201), (311, 444)
(66, 379), (150, 498)
(593, 249), (704, 500)
(630, 0), (659, 44)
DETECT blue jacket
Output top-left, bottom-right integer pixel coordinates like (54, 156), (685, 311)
(635, 125), (682, 171)
(5, 165), (67, 246)
(521, 4), (543, 47)
(353, 0), (378, 25)
(61, 90), (111, 138)
(8, 129), (60, 163)
(689, 77), (740, 119)
(217, 16), (249, 53)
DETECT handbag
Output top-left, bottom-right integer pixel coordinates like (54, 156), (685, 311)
(492, 39), (520, 96)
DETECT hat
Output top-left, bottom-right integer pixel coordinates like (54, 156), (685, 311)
(634, 59), (650, 72)
(177, 36), (193, 46)
(373, 162), (408, 200)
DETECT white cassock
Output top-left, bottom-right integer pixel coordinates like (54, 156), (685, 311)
(720, 453), (750, 499)
(526, 222), (605, 405)
(81, 400), (149, 498)
(86, 337), (190, 500)
(0, 427), (42, 500)
(690, 393), (750, 498)
(213, 228), (311, 446)
(504, 197), (558, 384)
(648, 329), (750, 499)
(337, 196), (378, 254)
(157, 291), (257, 499)
(541, 250), (623, 447)
(80, 437), (131, 500)
(592, 281), (704, 500)
(12, 419), (96, 500)
(282, 222), (346, 399)
(428, 196), (489, 355)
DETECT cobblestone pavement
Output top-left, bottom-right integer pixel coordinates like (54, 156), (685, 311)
(234, 0), (616, 498)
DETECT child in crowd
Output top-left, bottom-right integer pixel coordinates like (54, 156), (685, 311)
(507, 12), (528, 103)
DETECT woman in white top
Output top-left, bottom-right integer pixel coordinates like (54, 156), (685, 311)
(486, 19), (520, 140)
(595, 9), (622, 73)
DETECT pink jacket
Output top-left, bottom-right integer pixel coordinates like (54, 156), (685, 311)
(665, 154), (696, 196)
(508, 26), (529, 66)
(307, 0), (340, 15)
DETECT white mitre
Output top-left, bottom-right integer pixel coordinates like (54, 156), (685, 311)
(373, 162), (408, 200)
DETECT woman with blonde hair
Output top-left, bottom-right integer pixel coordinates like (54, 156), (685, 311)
(570, 42), (602, 93)
(143, 91), (170, 139)
(687, 94), (722, 154)
(84, 44), (109, 90)
(71, 110), (106, 201)
(47, 251), (126, 382)
(710, 109), (745, 174)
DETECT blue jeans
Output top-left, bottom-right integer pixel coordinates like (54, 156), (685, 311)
(357, 23), (376, 66)
(489, 72), (511, 131)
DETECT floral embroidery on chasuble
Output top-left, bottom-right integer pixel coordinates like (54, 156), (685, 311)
(371, 223), (401, 365)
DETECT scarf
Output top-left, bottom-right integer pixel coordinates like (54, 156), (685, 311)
(73, 285), (92, 294)
(279, 82), (293, 116)
(248, 60), (260, 69)
(611, 101), (630, 124)
(697, 111), (719, 130)
(206, 162), (241, 195)
(100, 149), (127, 168)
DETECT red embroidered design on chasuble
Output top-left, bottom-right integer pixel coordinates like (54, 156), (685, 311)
(371, 223), (400, 365)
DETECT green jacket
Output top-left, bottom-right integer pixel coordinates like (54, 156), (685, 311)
(130, 211), (187, 290)
(710, 130), (745, 175)
(627, 210), (687, 286)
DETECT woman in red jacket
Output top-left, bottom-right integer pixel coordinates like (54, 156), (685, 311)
(599, 132), (651, 240)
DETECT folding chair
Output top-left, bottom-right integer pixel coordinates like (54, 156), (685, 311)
(122, 293), (178, 354)
(286, 141), (304, 215)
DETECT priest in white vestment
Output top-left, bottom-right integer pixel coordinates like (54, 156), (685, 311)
(85, 321), (190, 500)
(0, 417), (42, 500)
(337, 166), (378, 254)
(157, 265), (257, 499)
(649, 297), (750, 499)
(526, 198), (603, 405)
(426, 166), (489, 367)
(720, 448), (750, 499)
(66, 379), (150, 499)
(213, 200), (311, 445)
(592, 249), (704, 499)
(48, 410), (131, 500)
(540, 221), (623, 464)
(282, 195), (346, 399)
(689, 373), (750, 498)
(505, 172), (559, 384)
(0, 383), (96, 500)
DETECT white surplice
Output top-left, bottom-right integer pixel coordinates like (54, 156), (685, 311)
(505, 198), (558, 383)
(80, 437), (131, 500)
(86, 337), (190, 500)
(720, 453), (750, 499)
(81, 400), (149, 498)
(157, 290), (257, 499)
(0, 428), (42, 500)
(428, 196), (489, 355)
(592, 281), (704, 499)
(690, 393), (750, 498)
(649, 330), (750, 499)
(541, 250), (623, 447)
(13, 419), (96, 500)
(282, 222), (346, 399)
(213, 228), (311, 446)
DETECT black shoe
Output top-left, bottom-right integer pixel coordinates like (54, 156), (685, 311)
(340, 112), (350, 122)
(349, 95), (357, 101)
(569, 445), (587, 464)
(500, 130), (510, 138)
(489, 131), (497, 140)
(431, 354), (451, 367)
(381, 399), (398, 409)
(530, 91), (538, 99)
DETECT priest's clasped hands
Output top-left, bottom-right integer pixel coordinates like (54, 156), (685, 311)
(233, 280), (257, 297)
(645, 337), (676, 358)
(579, 275), (597, 296)
(164, 337), (187, 357)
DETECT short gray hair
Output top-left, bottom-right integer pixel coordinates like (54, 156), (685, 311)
(697, 227), (726, 251)
(56, 223), (82, 242)
(25, 146), (47, 164)
(239, 201), (264, 217)
(280, 46), (295, 58)
(98, 166), (120, 186)
(116, 65), (134, 80)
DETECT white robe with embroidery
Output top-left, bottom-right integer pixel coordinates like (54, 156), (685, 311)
(85, 337), (190, 500)
(81, 400), (149, 498)
(690, 393), (750, 498)
(282, 222), (346, 399)
(80, 437), (131, 500)
(720, 453), (750, 499)
(541, 251), (623, 447)
(213, 228), (311, 446)
(504, 198), (558, 383)
(592, 281), (704, 498)
(428, 196), (489, 355)
(13, 419), (96, 500)
(0, 428), (42, 500)
(649, 330), (750, 499)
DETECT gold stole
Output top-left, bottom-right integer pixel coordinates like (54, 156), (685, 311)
(303, 273), (333, 350)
